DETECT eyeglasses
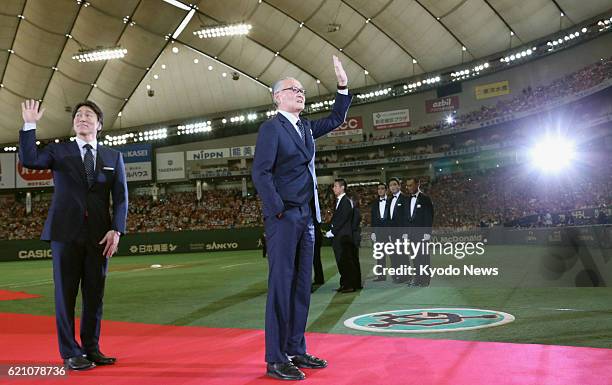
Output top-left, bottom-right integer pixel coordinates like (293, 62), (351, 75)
(280, 86), (306, 95)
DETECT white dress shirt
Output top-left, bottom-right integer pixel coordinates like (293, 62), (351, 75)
(390, 193), (400, 219)
(378, 197), (387, 219)
(410, 191), (420, 217)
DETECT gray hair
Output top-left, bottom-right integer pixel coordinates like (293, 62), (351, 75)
(271, 77), (297, 94)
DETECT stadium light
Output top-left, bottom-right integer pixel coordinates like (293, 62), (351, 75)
(529, 136), (576, 173)
(194, 23), (252, 39)
(72, 47), (127, 62)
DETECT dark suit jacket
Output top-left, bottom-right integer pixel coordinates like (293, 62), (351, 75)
(351, 206), (361, 249)
(330, 195), (353, 241)
(386, 193), (409, 228)
(370, 197), (388, 229)
(251, 92), (352, 219)
(406, 192), (434, 236)
(19, 130), (128, 243)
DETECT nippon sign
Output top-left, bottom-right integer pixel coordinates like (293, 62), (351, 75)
(426, 96), (459, 113)
(16, 155), (54, 188)
(187, 148), (230, 161)
(328, 116), (363, 137)
(373, 109), (411, 130)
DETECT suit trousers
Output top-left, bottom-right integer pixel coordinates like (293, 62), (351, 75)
(264, 203), (314, 363)
(50, 225), (108, 359)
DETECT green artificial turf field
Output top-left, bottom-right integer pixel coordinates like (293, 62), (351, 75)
(1, 246), (611, 349)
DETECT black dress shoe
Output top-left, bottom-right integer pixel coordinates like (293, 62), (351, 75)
(64, 356), (95, 371)
(333, 286), (344, 292)
(291, 353), (328, 369)
(266, 361), (305, 380)
(340, 287), (356, 293)
(86, 351), (116, 365)
(372, 276), (386, 282)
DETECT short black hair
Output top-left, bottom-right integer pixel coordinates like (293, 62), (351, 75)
(72, 100), (103, 129)
(405, 177), (419, 184)
(377, 181), (387, 189)
(387, 177), (400, 185)
(334, 178), (347, 190)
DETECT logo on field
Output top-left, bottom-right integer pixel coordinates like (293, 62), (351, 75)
(344, 308), (514, 333)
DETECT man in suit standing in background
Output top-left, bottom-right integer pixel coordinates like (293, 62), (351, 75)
(386, 177), (410, 283)
(371, 182), (389, 281)
(252, 56), (352, 381)
(405, 177), (434, 287)
(325, 179), (358, 293)
(19, 100), (128, 370)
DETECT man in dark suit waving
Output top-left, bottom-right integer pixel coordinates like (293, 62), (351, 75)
(252, 56), (351, 381)
(19, 100), (128, 370)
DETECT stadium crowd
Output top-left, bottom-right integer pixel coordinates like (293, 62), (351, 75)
(1, 162), (608, 241)
(330, 55), (612, 145)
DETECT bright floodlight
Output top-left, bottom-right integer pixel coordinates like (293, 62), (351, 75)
(72, 47), (127, 62)
(445, 116), (455, 124)
(530, 136), (575, 172)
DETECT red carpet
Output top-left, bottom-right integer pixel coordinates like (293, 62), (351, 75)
(0, 290), (41, 301)
(0, 313), (610, 385)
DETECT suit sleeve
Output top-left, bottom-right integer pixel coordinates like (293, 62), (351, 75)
(423, 195), (434, 230)
(251, 123), (284, 217)
(111, 152), (128, 234)
(309, 92), (353, 139)
(18, 129), (55, 170)
(399, 195), (411, 228)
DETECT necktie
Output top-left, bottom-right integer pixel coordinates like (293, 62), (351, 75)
(296, 120), (306, 143)
(84, 144), (95, 187)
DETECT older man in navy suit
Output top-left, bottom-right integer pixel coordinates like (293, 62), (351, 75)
(19, 99), (127, 371)
(252, 56), (351, 381)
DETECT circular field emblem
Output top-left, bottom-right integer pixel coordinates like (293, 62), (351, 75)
(344, 308), (514, 333)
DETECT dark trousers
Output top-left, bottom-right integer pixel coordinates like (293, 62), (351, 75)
(352, 244), (362, 288)
(332, 236), (360, 289)
(411, 235), (431, 285)
(50, 227), (108, 359)
(264, 204), (314, 363)
(373, 231), (389, 278)
(312, 221), (324, 284)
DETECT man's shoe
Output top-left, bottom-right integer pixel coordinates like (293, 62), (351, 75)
(266, 362), (305, 380)
(372, 276), (386, 282)
(340, 287), (356, 293)
(333, 286), (344, 292)
(291, 353), (328, 369)
(64, 356), (95, 371)
(86, 351), (116, 365)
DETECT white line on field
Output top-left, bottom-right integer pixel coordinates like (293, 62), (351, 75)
(220, 262), (256, 270)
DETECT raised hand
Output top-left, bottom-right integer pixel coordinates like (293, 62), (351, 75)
(333, 55), (348, 87)
(21, 99), (45, 124)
